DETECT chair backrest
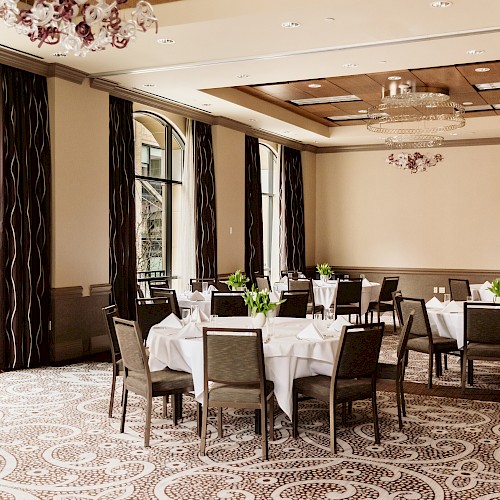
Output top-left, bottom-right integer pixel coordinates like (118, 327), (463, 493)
(335, 279), (362, 306)
(202, 327), (264, 388)
(211, 291), (247, 317)
(136, 297), (173, 341)
(449, 278), (471, 301)
(395, 296), (431, 339)
(102, 305), (120, 356)
(215, 280), (231, 292)
(190, 278), (216, 292)
(277, 291), (309, 317)
(333, 323), (385, 381)
(256, 275), (271, 291)
(288, 278), (315, 306)
(465, 302), (500, 345)
(281, 269), (300, 278)
(379, 277), (400, 302)
(113, 317), (149, 375)
(148, 287), (181, 317)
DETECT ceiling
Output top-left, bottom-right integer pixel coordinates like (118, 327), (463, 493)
(2, 0), (500, 148)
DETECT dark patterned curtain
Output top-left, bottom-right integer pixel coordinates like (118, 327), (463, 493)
(244, 135), (263, 285)
(109, 96), (136, 320)
(0, 65), (51, 370)
(280, 146), (305, 272)
(194, 121), (217, 279)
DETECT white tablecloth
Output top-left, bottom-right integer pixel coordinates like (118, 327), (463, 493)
(178, 292), (211, 317)
(427, 304), (465, 349)
(147, 316), (340, 420)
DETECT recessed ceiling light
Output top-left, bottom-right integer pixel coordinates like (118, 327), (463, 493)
(290, 95), (361, 105)
(387, 76), (402, 81)
(378, 60), (387, 64)
(475, 67), (490, 72)
(430, 1), (452, 7)
(283, 130), (291, 133)
(462, 101), (474, 105)
(450, 132), (458, 136)
(467, 49), (485, 55)
(342, 63), (358, 68)
(324, 17), (335, 22)
(201, 103), (212, 107)
(358, 109), (367, 113)
(475, 82), (500, 90)
(249, 119), (257, 122)
(281, 21), (300, 28)
(142, 83), (155, 87)
(157, 38), (175, 45)
(308, 83), (322, 88)
(236, 74), (250, 78)
(53, 52), (66, 57)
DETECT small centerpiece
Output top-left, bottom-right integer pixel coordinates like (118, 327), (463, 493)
(243, 286), (285, 328)
(488, 279), (500, 302)
(227, 269), (249, 291)
(316, 262), (332, 282)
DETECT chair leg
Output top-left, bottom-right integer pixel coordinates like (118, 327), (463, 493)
(372, 391), (380, 445)
(162, 395), (168, 419)
(292, 387), (299, 439)
(217, 408), (223, 437)
(261, 403), (269, 460)
(120, 389), (128, 434)
(461, 355), (468, 390)
(395, 377), (403, 430)
(171, 394), (178, 425)
(196, 402), (202, 437)
(400, 379), (407, 418)
(444, 354), (448, 371)
(109, 366), (117, 418)
(144, 397), (152, 448)
(468, 360), (474, 386)
(268, 395), (275, 442)
(330, 400), (337, 453)
(200, 403), (208, 455)
(392, 307), (397, 331)
(428, 352), (433, 389)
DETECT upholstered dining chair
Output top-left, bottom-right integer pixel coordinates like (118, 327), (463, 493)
(112, 317), (195, 447)
(365, 276), (399, 326)
(449, 278), (471, 301)
(292, 323), (385, 453)
(200, 327), (275, 460)
(190, 277), (216, 292)
(136, 297), (173, 342)
(334, 279), (362, 323)
(277, 290), (309, 318)
(377, 311), (414, 430)
(102, 305), (122, 418)
(148, 287), (181, 318)
(211, 291), (247, 317)
(395, 296), (459, 389)
(288, 277), (324, 318)
(256, 275), (272, 291)
(462, 302), (500, 390)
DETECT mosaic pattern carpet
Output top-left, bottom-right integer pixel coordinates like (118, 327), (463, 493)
(0, 353), (499, 499)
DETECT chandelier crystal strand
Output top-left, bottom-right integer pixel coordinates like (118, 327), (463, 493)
(0, 0), (158, 56)
(386, 152), (444, 174)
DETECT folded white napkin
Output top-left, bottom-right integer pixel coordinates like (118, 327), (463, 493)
(269, 291), (280, 303)
(480, 281), (492, 290)
(280, 276), (288, 283)
(191, 307), (209, 323)
(362, 278), (371, 286)
(479, 281), (495, 302)
(328, 316), (351, 332)
(425, 297), (443, 309)
(178, 322), (202, 339)
(297, 322), (324, 340)
(207, 284), (218, 292)
(190, 290), (206, 301)
(442, 300), (463, 314)
(156, 313), (183, 329)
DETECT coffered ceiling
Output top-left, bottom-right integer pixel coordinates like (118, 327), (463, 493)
(2, 0), (500, 148)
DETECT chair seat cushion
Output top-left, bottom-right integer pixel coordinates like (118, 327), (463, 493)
(406, 336), (457, 353)
(208, 380), (274, 404)
(335, 378), (373, 403)
(294, 375), (372, 403)
(467, 343), (500, 358)
(376, 362), (398, 380)
(294, 375), (330, 401)
(126, 369), (193, 396)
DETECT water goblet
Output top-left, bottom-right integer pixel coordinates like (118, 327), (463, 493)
(181, 309), (191, 325)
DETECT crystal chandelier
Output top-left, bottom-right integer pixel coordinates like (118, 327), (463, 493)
(0, 0), (158, 56)
(367, 83), (465, 148)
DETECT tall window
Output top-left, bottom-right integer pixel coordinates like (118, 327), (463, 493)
(133, 112), (184, 281)
(260, 143), (278, 280)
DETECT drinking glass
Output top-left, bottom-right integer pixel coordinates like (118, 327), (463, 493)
(181, 309), (191, 325)
(202, 281), (208, 294)
(325, 307), (334, 327)
(209, 314), (218, 325)
(443, 293), (451, 303)
(185, 284), (192, 295)
(313, 312), (323, 328)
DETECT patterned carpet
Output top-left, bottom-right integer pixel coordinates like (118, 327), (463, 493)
(0, 341), (499, 499)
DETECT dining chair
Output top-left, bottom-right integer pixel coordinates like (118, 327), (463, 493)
(190, 277), (216, 292)
(211, 291), (247, 317)
(334, 278), (362, 323)
(136, 297), (173, 342)
(395, 296), (459, 389)
(102, 305), (123, 418)
(449, 278), (471, 301)
(462, 302), (500, 390)
(148, 286), (181, 318)
(365, 277), (399, 327)
(292, 323), (385, 453)
(112, 317), (195, 447)
(377, 311), (414, 430)
(256, 275), (272, 291)
(280, 269), (300, 278)
(288, 277), (324, 318)
(148, 278), (170, 295)
(200, 326), (275, 460)
(277, 290), (309, 318)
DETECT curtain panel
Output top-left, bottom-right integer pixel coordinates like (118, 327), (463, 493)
(244, 135), (264, 285)
(193, 121), (217, 279)
(0, 65), (51, 370)
(280, 146), (305, 273)
(109, 96), (137, 320)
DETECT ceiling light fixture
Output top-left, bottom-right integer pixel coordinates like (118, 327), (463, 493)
(367, 82), (465, 149)
(475, 67), (491, 72)
(430, 1), (453, 8)
(342, 63), (358, 68)
(308, 83), (322, 88)
(157, 38), (175, 45)
(387, 76), (402, 81)
(281, 21), (301, 28)
(0, 0), (158, 56)
(467, 49), (485, 55)
(474, 82), (500, 90)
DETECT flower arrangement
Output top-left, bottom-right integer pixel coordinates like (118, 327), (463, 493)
(243, 286), (285, 316)
(488, 279), (500, 297)
(316, 263), (332, 276)
(227, 269), (249, 290)
(386, 152), (444, 174)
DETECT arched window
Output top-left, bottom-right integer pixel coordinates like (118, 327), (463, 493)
(133, 112), (185, 287)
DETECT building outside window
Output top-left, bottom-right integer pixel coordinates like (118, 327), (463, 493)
(133, 112), (184, 290)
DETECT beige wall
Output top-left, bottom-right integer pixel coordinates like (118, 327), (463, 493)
(316, 145), (500, 270)
(212, 125), (246, 274)
(48, 78), (109, 294)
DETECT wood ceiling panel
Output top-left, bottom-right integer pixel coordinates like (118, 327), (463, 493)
(477, 89), (500, 105)
(289, 79), (353, 98)
(251, 83), (312, 101)
(411, 66), (470, 93)
(464, 110), (497, 117)
(330, 119), (368, 127)
(456, 61), (500, 84)
(299, 103), (342, 116)
(448, 92), (487, 106)
(328, 100), (371, 114)
(367, 70), (425, 89)
(325, 74), (381, 97)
